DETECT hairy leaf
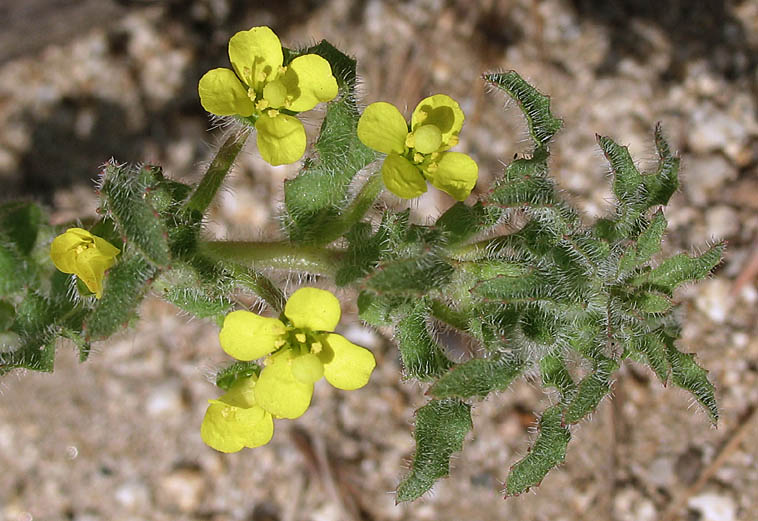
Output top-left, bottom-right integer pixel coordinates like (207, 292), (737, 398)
(396, 399), (472, 502)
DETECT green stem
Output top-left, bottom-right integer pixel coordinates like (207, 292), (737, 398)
(446, 236), (511, 261)
(429, 299), (470, 332)
(199, 240), (342, 276)
(229, 266), (286, 313)
(184, 129), (250, 214)
(312, 170), (383, 244)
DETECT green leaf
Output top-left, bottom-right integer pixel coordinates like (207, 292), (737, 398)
(283, 41), (378, 244)
(357, 290), (404, 327)
(629, 331), (669, 383)
(0, 239), (25, 295)
(505, 405), (570, 496)
(335, 222), (386, 286)
(435, 201), (501, 245)
(215, 361), (262, 391)
(84, 251), (155, 339)
(540, 354), (577, 399)
(429, 354), (525, 399)
(618, 210), (667, 275)
(632, 243), (724, 294)
(99, 162), (171, 266)
(562, 358), (618, 424)
(488, 147), (554, 208)
(0, 201), (43, 255)
(396, 399), (472, 502)
(483, 71), (563, 145)
(367, 254), (454, 293)
(153, 263), (233, 320)
(598, 135), (644, 207)
(644, 123), (679, 206)
(395, 301), (452, 380)
(665, 336), (718, 424)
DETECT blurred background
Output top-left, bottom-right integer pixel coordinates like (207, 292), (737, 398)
(0, 0), (757, 520)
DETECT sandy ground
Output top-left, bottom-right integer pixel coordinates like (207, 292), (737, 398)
(1, 1), (757, 520)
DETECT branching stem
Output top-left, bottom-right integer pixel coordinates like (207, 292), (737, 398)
(199, 240), (343, 276)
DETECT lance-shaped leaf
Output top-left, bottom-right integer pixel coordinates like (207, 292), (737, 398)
(643, 123), (679, 207)
(99, 162), (170, 266)
(618, 210), (667, 275)
(665, 336), (718, 424)
(395, 302), (452, 380)
(628, 331), (669, 383)
(429, 354), (525, 399)
(562, 358), (618, 424)
(540, 354), (576, 399)
(396, 399), (472, 502)
(84, 252), (155, 339)
(357, 290), (408, 327)
(631, 243), (724, 295)
(435, 201), (501, 245)
(489, 148), (555, 208)
(598, 135), (644, 207)
(283, 41), (378, 244)
(483, 71), (563, 145)
(505, 405), (571, 497)
(367, 254), (454, 293)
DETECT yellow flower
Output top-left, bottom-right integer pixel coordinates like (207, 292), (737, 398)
(218, 287), (376, 419)
(198, 26), (339, 166)
(201, 375), (274, 453)
(49, 228), (120, 298)
(357, 94), (479, 201)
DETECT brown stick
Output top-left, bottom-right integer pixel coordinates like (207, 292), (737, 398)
(659, 405), (757, 521)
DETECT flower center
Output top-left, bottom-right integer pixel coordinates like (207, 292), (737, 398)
(74, 238), (94, 256)
(412, 125), (443, 155)
(263, 80), (288, 109)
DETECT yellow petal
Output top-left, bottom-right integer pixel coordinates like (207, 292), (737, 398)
(228, 26), (283, 91)
(219, 310), (286, 361)
(284, 287), (341, 331)
(74, 247), (105, 297)
(357, 102), (409, 155)
(291, 353), (324, 384)
(198, 68), (255, 117)
(217, 376), (258, 408)
(92, 235), (120, 258)
(411, 94), (465, 150)
(201, 402), (246, 453)
(255, 351), (313, 419)
(200, 402), (274, 453)
(50, 228), (88, 274)
(242, 410), (274, 448)
(424, 151), (479, 201)
(254, 112), (306, 165)
(281, 54), (338, 112)
(381, 153), (427, 199)
(320, 333), (375, 390)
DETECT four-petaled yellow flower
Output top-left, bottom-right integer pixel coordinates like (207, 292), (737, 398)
(201, 375), (274, 453)
(50, 228), (120, 299)
(198, 26), (339, 166)
(219, 287), (376, 420)
(357, 94), (478, 201)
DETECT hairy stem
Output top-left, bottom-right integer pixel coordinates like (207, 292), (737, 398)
(199, 240), (342, 276)
(184, 129), (250, 214)
(316, 171), (383, 244)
